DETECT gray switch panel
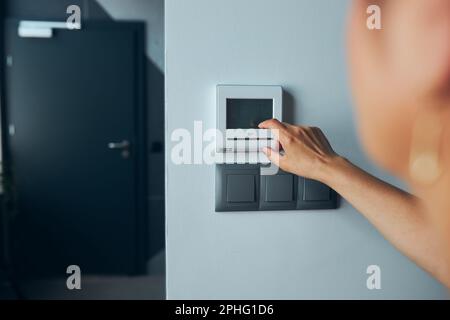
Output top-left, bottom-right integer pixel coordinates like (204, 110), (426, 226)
(215, 164), (338, 212)
(260, 171), (297, 210)
(227, 175), (256, 203)
(304, 179), (330, 201)
(265, 174), (294, 202)
(216, 164), (260, 212)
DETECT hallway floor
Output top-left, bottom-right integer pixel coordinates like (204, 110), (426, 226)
(0, 250), (166, 300)
(17, 274), (165, 300)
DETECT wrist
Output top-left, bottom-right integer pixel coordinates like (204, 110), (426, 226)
(316, 155), (351, 187)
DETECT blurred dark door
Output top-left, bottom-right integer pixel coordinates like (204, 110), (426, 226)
(4, 20), (147, 276)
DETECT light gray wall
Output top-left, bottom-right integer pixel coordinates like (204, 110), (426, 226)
(165, 0), (448, 299)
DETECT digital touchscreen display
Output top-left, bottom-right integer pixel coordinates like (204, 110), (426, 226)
(226, 99), (273, 129)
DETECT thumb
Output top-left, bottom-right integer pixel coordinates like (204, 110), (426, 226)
(262, 147), (283, 168)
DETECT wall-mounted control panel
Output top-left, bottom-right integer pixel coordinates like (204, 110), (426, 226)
(216, 85), (282, 155)
(215, 164), (338, 212)
(215, 85), (339, 212)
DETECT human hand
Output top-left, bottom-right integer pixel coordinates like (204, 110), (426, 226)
(258, 119), (339, 183)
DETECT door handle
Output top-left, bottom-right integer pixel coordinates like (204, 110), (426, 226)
(108, 140), (130, 150)
(108, 140), (130, 159)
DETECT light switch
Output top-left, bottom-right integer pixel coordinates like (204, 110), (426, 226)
(260, 172), (297, 210)
(226, 175), (255, 203)
(265, 175), (294, 202)
(303, 179), (330, 201)
(215, 164), (337, 212)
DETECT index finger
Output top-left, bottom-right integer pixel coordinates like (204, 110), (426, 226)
(258, 118), (286, 130)
(258, 118), (287, 140)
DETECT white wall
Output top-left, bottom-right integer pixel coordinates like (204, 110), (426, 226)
(165, 0), (448, 299)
